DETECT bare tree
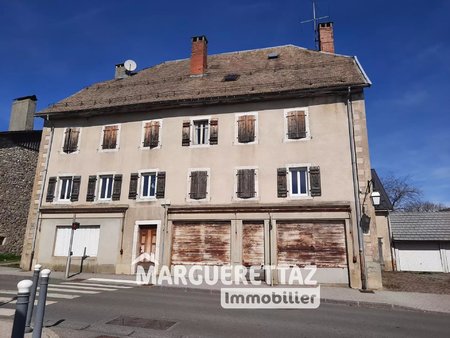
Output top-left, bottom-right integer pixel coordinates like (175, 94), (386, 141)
(381, 174), (422, 210)
(403, 201), (447, 212)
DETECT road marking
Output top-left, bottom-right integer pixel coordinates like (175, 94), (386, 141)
(0, 296), (14, 303)
(62, 282), (132, 289)
(47, 287), (99, 294)
(11, 300), (57, 306)
(53, 284), (117, 291)
(0, 308), (15, 317)
(87, 278), (139, 285)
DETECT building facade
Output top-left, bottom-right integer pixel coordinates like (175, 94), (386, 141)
(21, 26), (382, 288)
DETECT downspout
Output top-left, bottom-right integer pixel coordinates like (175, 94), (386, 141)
(29, 116), (55, 270)
(346, 87), (368, 290)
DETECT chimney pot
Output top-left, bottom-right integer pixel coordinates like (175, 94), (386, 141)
(190, 35), (208, 76)
(9, 96), (37, 131)
(318, 22), (335, 53)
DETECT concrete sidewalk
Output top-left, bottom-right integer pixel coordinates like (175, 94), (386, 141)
(2, 266), (450, 315)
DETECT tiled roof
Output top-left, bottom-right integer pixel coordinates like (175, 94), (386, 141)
(390, 212), (450, 241)
(38, 45), (369, 117)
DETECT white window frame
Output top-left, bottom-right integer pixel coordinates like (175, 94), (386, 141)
(97, 173), (115, 201)
(234, 112), (259, 145)
(57, 175), (75, 202)
(99, 124), (121, 152)
(53, 225), (100, 257)
(190, 116), (211, 148)
(286, 163), (313, 199)
(60, 127), (82, 155)
(138, 169), (159, 201)
(186, 168), (211, 202)
(140, 119), (162, 150)
(233, 166), (259, 201)
(283, 107), (311, 143)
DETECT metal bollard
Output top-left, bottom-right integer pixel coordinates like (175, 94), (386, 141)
(25, 264), (42, 333)
(11, 279), (33, 338)
(32, 269), (51, 338)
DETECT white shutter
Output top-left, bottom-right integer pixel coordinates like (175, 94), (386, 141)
(53, 226), (100, 257)
(53, 227), (71, 256)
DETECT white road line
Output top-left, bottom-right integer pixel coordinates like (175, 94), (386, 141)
(0, 296), (14, 303)
(0, 308), (15, 317)
(47, 287), (99, 294)
(87, 278), (139, 285)
(1, 290), (77, 300)
(62, 282), (132, 289)
(11, 300), (57, 306)
(52, 284), (117, 291)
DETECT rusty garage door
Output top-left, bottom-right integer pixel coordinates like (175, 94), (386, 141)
(171, 222), (231, 265)
(242, 222), (265, 267)
(277, 221), (347, 267)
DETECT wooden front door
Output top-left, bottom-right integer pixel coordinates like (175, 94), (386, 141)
(138, 226), (157, 268)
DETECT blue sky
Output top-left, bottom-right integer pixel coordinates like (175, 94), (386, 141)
(0, 0), (449, 205)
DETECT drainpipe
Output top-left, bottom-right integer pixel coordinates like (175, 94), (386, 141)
(29, 117), (55, 270)
(346, 87), (367, 290)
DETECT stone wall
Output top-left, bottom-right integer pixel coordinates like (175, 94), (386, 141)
(0, 131), (41, 255)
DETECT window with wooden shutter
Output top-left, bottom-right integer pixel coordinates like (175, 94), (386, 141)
(128, 173), (139, 199)
(209, 119), (219, 145)
(156, 171), (166, 199)
(46, 177), (57, 202)
(143, 121), (160, 148)
(182, 121), (191, 146)
(190, 171), (208, 200)
(102, 125), (119, 149)
(86, 176), (97, 202)
(309, 166), (321, 196)
(286, 111), (307, 139)
(63, 128), (80, 153)
(112, 174), (122, 201)
(237, 115), (256, 143)
(277, 168), (288, 198)
(70, 176), (81, 202)
(237, 169), (256, 199)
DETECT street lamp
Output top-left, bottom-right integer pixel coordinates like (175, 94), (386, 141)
(371, 191), (381, 206)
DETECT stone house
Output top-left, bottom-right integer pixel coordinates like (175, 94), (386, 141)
(0, 96), (41, 255)
(21, 23), (382, 289)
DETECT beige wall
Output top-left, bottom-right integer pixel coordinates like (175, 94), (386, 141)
(376, 213), (394, 271)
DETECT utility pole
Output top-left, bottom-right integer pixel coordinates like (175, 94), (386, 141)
(300, 1), (329, 50)
(65, 214), (79, 279)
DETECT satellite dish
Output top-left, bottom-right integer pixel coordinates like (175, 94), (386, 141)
(124, 59), (137, 72)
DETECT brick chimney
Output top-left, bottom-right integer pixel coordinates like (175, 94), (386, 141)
(318, 22), (335, 53)
(9, 95), (37, 131)
(190, 35), (208, 76)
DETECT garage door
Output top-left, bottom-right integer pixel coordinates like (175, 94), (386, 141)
(171, 222), (230, 265)
(242, 222), (264, 267)
(277, 221), (347, 267)
(396, 242), (444, 272)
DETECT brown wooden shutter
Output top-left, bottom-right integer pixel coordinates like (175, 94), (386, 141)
(86, 175), (97, 202)
(128, 173), (139, 199)
(112, 174), (122, 201)
(149, 121), (160, 148)
(287, 111), (306, 139)
(209, 119), (219, 145)
(190, 171), (207, 199)
(46, 177), (57, 202)
(156, 171), (166, 198)
(102, 125), (118, 149)
(309, 166), (321, 196)
(63, 128), (79, 153)
(277, 168), (288, 198)
(238, 115), (255, 143)
(70, 176), (81, 202)
(143, 122), (152, 147)
(182, 121), (191, 146)
(237, 169), (255, 199)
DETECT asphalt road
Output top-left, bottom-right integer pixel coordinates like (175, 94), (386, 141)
(1, 275), (450, 337)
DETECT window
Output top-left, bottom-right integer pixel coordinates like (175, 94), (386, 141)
(289, 167), (308, 196)
(236, 168), (257, 199)
(99, 175), (114, 200)
(284, 109), (309, 141)
(59, 177), (73, 201)
(141, 172), (157, 198)
(277, 166), (321, 198)
(0, 236), (5, 246)
(62, 127), (80, 153)
(236, 113), (257, 144)
(101, 125), (119, 150)
(182, 118), (218, 146)
(53, 226), (100, 257)
(188, 170), (209, 200)
(47, 176), (81, 202)
(142, 120), (161, 149)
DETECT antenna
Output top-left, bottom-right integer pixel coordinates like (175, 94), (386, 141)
(300, 1), (329, 50)
(124, 59), (137, 72)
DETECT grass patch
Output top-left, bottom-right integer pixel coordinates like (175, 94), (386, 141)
(0, 253), (21, 263)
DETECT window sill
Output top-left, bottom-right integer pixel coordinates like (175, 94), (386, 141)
(233, 140), (258, 146)
(136, 197), (158, 203)
(189, 144), (211, 148)
(288, 195), (313, 200)
(283, 136), (311, 143)
(98, 148), (119, 153)
(139, 145), (161, 151)
(60, 150), (80, 155)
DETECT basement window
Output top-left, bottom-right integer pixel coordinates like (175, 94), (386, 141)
(268, 52), (279, 59)
(0, 236), (5, 246)
(223, 74), (240, 82)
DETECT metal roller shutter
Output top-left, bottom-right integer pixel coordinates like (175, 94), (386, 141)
(171, 222), (231, 265)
